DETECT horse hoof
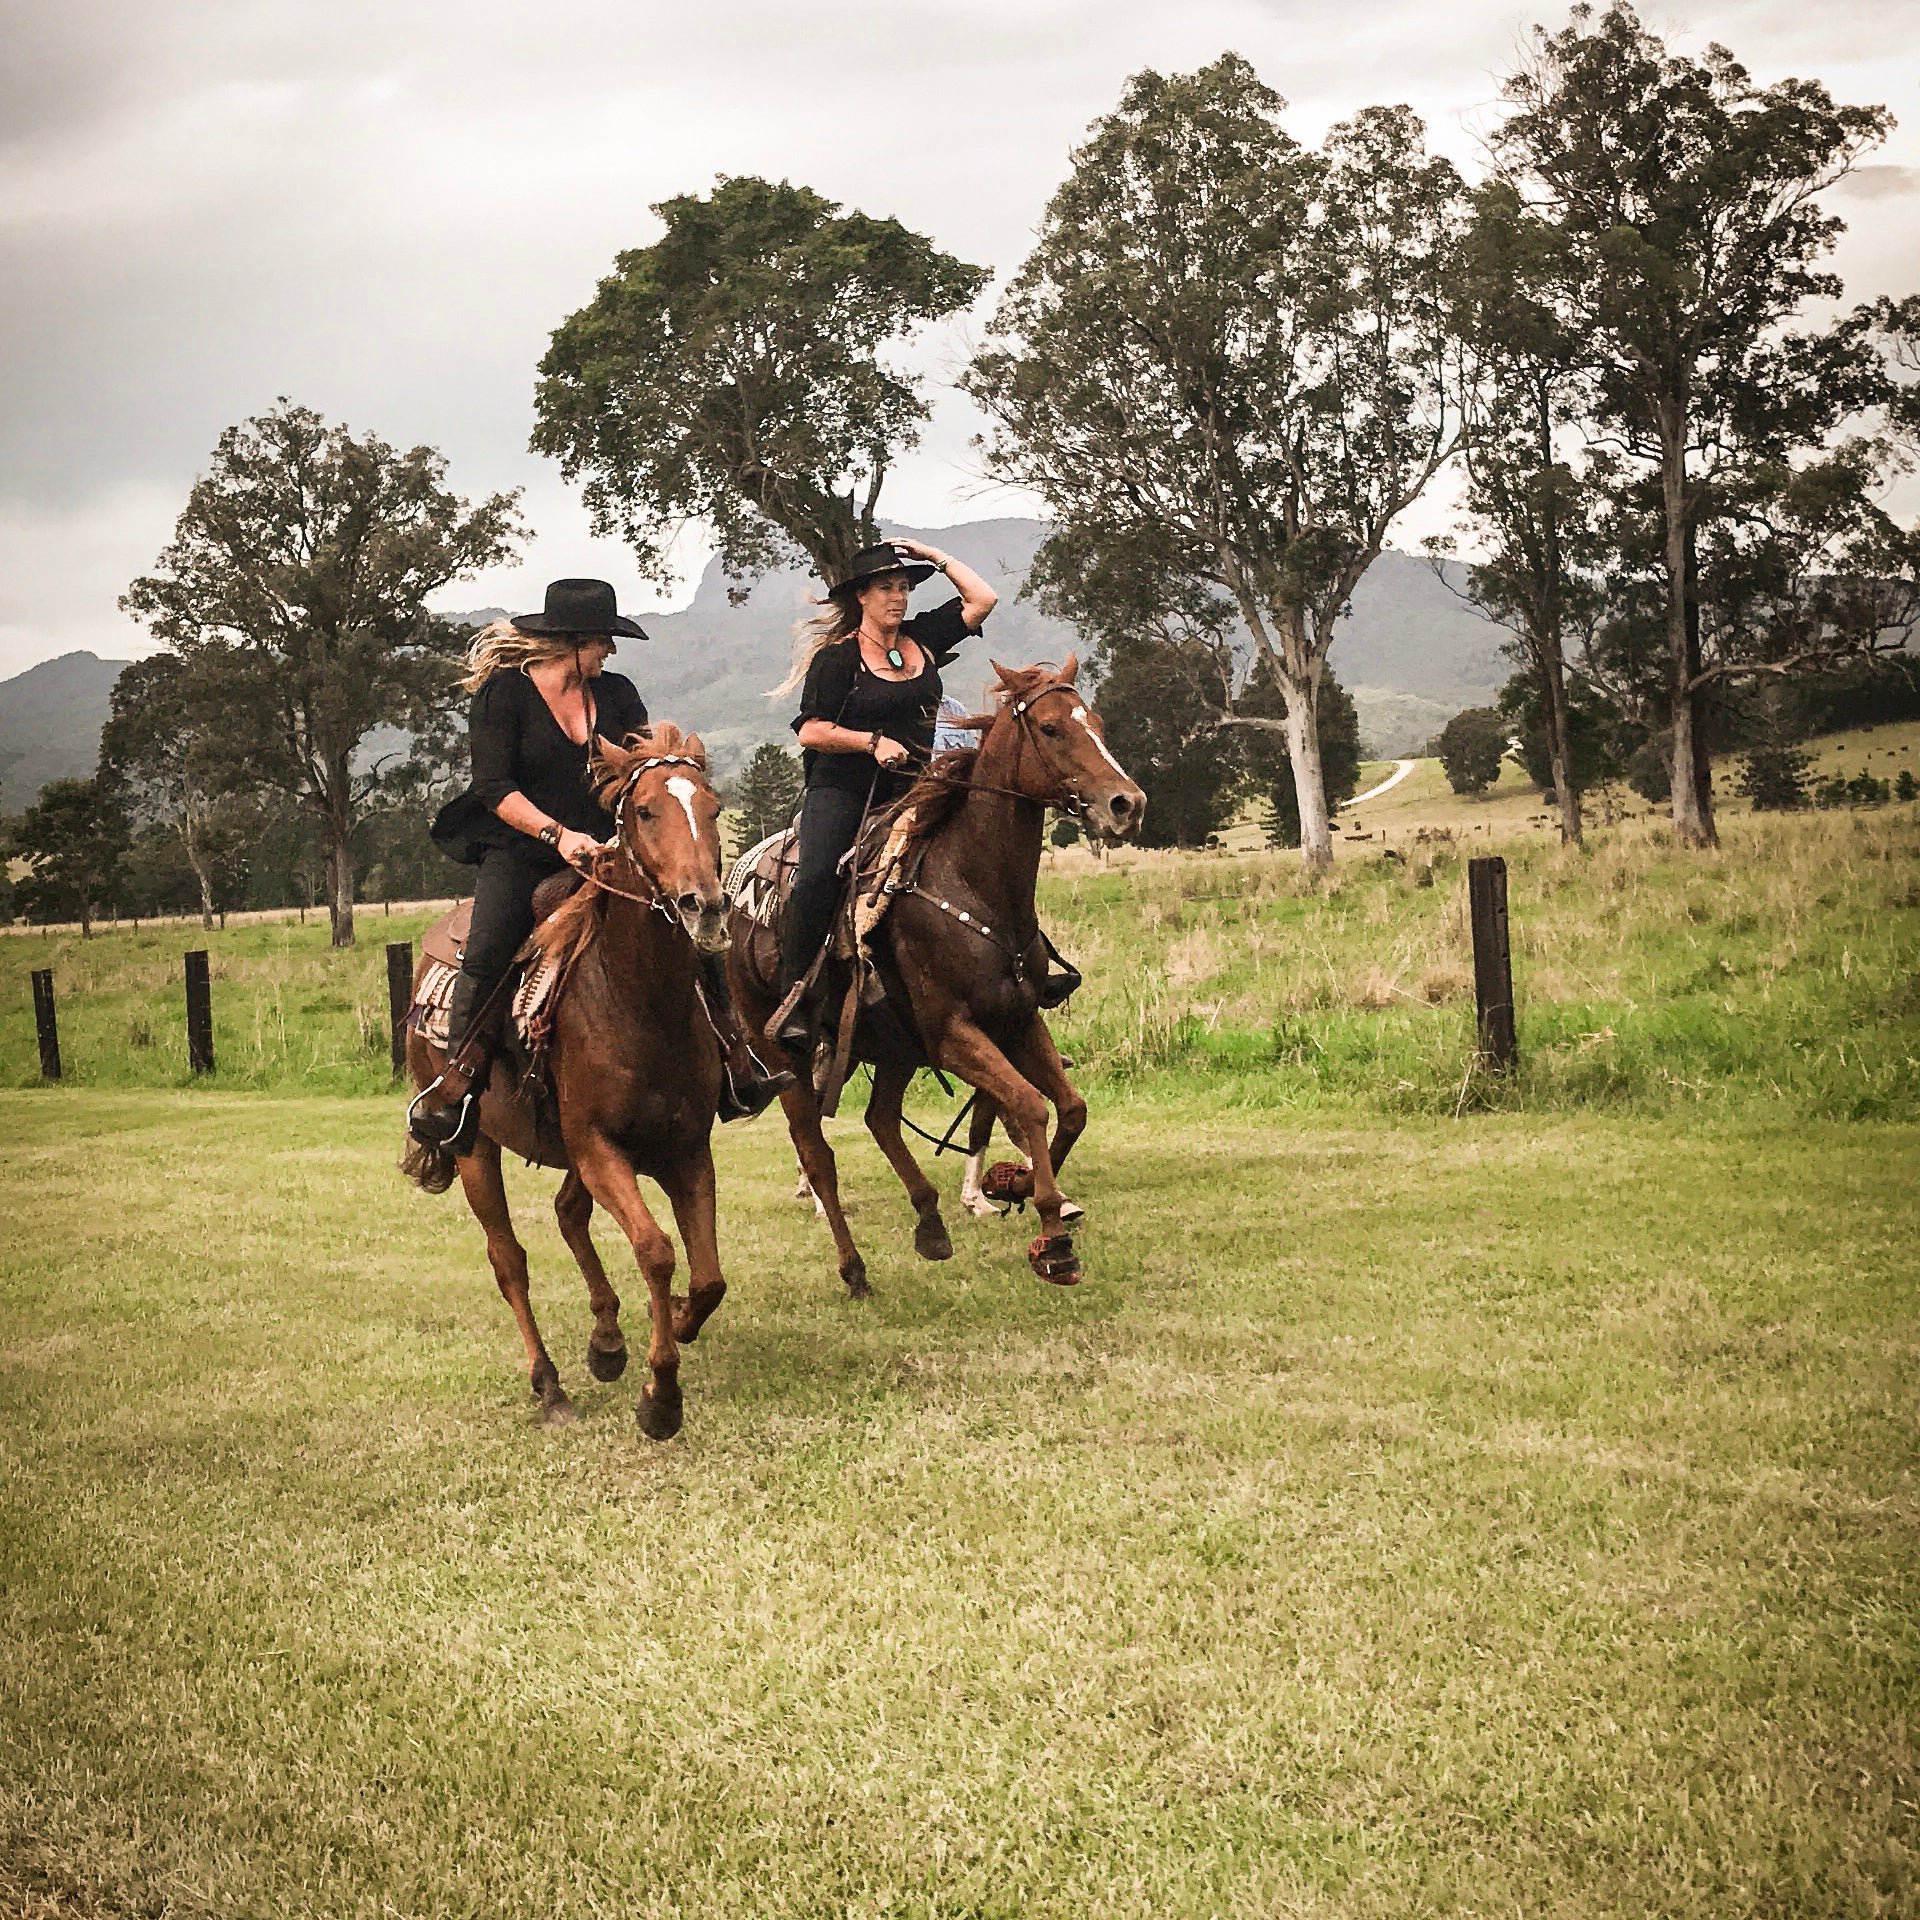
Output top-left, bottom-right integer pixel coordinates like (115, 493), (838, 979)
(913, 1208), (953, 1262)
(1027, 1233), (1081, 1286)
(840, 1256), (872, 1300)
(540, 1392), (579, 1427)
(636, 1380), (683, 1442)
(587, 1341), (628, 1383)
(1060, 1197), (1086, 1226)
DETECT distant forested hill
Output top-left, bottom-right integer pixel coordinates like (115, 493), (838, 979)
(0, 652), (133, 812)
(0, 526), (1514, 807)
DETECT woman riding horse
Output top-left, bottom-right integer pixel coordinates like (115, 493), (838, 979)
(771, 539), (997, 1057)
(412, 577), (789, 1153)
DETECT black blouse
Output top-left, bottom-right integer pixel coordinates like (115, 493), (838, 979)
(792, 598), (974, 799)
(430, 669), (649, 864)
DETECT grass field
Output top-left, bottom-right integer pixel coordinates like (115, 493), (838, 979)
(4, 739), (1917, 1913)
(4, 1092), (1916, 1916)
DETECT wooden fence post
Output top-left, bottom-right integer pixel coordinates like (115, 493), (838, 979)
(184, 949), (215, 1075)
(386, 941), (414, 1077)
(1467, 856), (1517, 1072)
(31, 969), (61, 1080)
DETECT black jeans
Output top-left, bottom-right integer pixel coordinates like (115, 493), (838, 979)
(779, 783), (873, 991)
(457, 840), (569, 1027)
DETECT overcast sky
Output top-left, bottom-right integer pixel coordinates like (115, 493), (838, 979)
(2, 0), (1915, 677)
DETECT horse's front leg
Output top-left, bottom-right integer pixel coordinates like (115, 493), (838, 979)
(457, 1134), (574, 1424)
(1015, 1016), (1089, 1179)
(934, 1015), (1081, 1285)
(659, 1145), (728, 1345)
(553, 1170), (627, 1384)
(568, 1131), (684, 1441)
(864, 1058), (952, 1261)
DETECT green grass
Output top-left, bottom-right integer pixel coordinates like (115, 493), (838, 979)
(7, 801), (1918, 1120)
(3, 1091), (1916, 1915)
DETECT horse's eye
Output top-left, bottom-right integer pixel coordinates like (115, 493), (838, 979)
(1040, 722), (1062, 738)
(634, 805), (654, 822)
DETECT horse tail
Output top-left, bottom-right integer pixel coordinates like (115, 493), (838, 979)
(398, 1131), (459, 1195)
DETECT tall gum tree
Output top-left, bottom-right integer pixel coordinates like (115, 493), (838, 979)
(966, 57), (1469, 869)
(1437, 180), (1607, 846)
(122, 402), (521, 947)
(1492, 3), (1893, 847)
(533, 176), (987, 593)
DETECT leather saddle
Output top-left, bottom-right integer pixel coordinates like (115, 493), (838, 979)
(419, 870), (585, 972)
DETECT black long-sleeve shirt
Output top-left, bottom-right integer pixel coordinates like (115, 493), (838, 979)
(791, 598), (974, 801)
(430, 669), (648, 864)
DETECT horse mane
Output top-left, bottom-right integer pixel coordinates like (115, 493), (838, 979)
(589, 721), (707, 810)
(531, 878), (603, 969)
(891, 745), (981, 834)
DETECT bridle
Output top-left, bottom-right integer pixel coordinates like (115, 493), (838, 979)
(584, 752), (715, 923)
(903, 679), (1102, 821)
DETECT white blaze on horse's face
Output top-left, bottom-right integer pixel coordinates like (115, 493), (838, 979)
(1071, 705), (1129, 781)
(666, 775), (702, 846)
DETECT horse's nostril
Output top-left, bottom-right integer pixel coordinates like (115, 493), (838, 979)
(1110, 794), (1133, 820)
(678, 892), (702, 916)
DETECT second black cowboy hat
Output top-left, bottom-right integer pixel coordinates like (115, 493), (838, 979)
(512, 578), (649, 640)
(832, 543), (938, 594)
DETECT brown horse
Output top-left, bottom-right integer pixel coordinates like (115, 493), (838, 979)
(731, 656), (1144, 1292)
(402, 725), (732, 1441)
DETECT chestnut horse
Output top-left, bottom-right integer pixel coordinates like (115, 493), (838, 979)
(731, 656), (1144, 1292)
(402, 725), (731, 1441)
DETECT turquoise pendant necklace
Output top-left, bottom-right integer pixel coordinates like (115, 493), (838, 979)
(885, 644), (905, 670)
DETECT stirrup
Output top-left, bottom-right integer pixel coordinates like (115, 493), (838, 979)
(981, 1160), (1035, 1210)
(718, 1052), (796, 1124)
(407, 1077), (480, 1157)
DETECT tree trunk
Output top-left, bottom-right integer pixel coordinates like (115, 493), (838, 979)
(192, 856), (215, 931)
(1661, 425), (1715, 848)
(1281, 674), (1333, 872)
(1539, 649), (1583, 846)
(324, 823), (355, 948)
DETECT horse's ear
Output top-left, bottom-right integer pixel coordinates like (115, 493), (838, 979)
(591, 736), (636, 803)
(683, 731), (708, 769)
(991, 660), (1022, 690)
(1059, 651), (1079, 685)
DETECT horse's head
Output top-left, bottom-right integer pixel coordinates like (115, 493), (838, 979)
(592, 726), (730, 953)
(989, 655), (1146, 840)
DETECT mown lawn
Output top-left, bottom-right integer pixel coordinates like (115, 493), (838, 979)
(3, 1089), (1915, 1916)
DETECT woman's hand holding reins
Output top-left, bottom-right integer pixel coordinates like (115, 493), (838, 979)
(872, 734), (912, 771)
(558, 827), (603, 869)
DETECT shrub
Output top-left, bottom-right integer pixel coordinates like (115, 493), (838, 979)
(1738, 743), (1812, 811)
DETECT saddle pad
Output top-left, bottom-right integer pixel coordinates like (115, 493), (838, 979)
(725, 828), (796, 927)
(421, 898), (473, 969)
(411, 958), (461, 1048)
(411, 954), (558, 1052)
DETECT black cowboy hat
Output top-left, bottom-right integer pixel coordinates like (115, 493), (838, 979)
(832, 543), (936, 594)
(511, 578), (649, 640)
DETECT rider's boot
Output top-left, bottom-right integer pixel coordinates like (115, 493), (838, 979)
(699, 951), (795, 1122)
(768, 970), (822, 1064)
(407, 973), (500, 1158)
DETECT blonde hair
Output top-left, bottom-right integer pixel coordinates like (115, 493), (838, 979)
(771, 591), (861, 698)
(461, 619), (598, 692)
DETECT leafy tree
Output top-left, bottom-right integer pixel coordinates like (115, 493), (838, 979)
(97, 654), (244, 929)
(729, 742), (804, 851)
(13, 777), (129, 935)
(1896, 769), (1917, 803)
(1240, 661), (1364, 849)
(1437, 709), (1508, 796)
(967, 57), (1469, 870)
(1492, 4), (1896, 848)
(1440, 179), (1609, 844)
(1497, 670), (1625, 801)
(1738, 745), (1813, 812)
(122, 402), (521, 946)
(535, 177), (987, 593)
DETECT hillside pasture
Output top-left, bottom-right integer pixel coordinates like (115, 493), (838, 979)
(9, 794), (1913, 1122)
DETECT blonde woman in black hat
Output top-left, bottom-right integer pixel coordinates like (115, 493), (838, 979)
(772, 537), (997, 1056)
(411, 578), (790, 1152)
